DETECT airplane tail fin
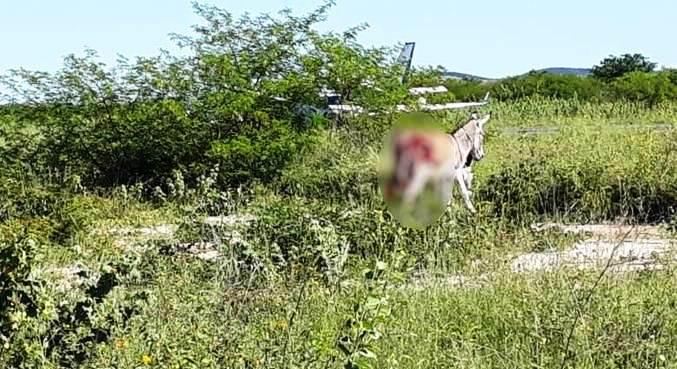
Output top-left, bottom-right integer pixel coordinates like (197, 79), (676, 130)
(397, 42), (415, 84)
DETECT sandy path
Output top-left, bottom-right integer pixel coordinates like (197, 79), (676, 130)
(407, 222), (676, 291)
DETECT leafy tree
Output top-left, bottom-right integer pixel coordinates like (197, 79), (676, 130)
(0, 0), (407, 190)
(406, 65), (447, 88)
(591, 53), (657, 82)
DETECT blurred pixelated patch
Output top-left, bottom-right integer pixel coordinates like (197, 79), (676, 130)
(377, 112), (451, 229)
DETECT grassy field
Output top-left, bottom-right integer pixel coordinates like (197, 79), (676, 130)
(2, 99), (677, 368)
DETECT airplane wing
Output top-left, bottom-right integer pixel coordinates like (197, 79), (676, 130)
(429, 92), (490, 109)
(327, 104), (365, 115)
(331, 93), (490, 116)
(408, 86), (448, 95)
(420, 100), (489, 111)
(398, 92), (491, 112)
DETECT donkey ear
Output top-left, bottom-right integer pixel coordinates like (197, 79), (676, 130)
(480, 112), (492, 127)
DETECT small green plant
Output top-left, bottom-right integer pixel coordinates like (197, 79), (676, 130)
(0, 226), (43, 366)
(336, 249), (410, 369)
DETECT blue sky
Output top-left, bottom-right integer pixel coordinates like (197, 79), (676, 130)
(1, 0), (675, 78)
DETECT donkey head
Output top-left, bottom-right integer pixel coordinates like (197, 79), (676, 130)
(469, 111), (491, 161)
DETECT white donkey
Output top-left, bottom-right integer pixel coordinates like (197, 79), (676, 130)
(446, 111), (491, 212)
(456, 112), (489, 194)
(384, 112), (491, 213)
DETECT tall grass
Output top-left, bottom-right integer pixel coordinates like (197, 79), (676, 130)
(2, 98), (677, 368)
(477, 125), (677, 224)
(439, 97), (677, 128)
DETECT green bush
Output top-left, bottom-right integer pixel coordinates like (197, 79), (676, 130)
(612, 71), (677, 107)
(0, 223), (44, 366)
(275, 133), (378, 203)
(0, 219), (155, 368)
(479, 139), (677, 224)
(492, 71), (605, 101)
(207, 119), (319, 186)
(444, 79), (492, 102)
(443, 65), (677, 106)
(0, 1), (406, 192)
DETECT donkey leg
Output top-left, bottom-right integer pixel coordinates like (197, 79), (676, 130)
(464, 167), (474, 191)
(455, 168), (476, 213)
(462, 167), (474, 198)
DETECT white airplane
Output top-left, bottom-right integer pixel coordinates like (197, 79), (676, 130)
(324, 42), (490, 116)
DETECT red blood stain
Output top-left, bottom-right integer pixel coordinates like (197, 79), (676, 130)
(385, 133), (440, 200)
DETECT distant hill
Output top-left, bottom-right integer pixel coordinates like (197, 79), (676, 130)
(442, 67), (592, 81)
(530, 67), (592, 76)
(442, 71), (494, 82)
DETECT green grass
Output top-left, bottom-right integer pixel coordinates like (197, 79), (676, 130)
(440, 97), (677, 128)
(380, 270), (677, 368)
(2, 99), (677, 368)
(67, 256), (677, 369)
